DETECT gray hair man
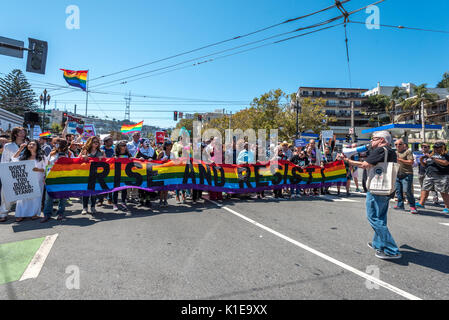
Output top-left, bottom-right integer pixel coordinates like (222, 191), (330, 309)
(344, 131), (402, 260)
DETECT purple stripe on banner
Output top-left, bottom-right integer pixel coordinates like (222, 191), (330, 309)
(47, 181), (346, 199)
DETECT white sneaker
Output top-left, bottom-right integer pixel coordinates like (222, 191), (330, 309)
(81, 209), (87, 215)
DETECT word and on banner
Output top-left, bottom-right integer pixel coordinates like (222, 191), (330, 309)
(45, 158), (347, 198)
(0, 160), (42, 204)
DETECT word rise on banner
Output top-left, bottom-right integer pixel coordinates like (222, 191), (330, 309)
(45, 158), (347, 198)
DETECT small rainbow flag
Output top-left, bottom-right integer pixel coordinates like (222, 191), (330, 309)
(60, 69), (88, 91)
(39, 131), (51, 137)
(121, 121), (143, 134)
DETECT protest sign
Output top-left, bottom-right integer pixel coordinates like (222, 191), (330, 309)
(321, 130), (333, 141)
(294, 139), (307, 148)
(67, 121), (84, 135)
(155, 131), (165, 144)
(81, 124), (96, 141)
(0, 160), (42, 203)
(45, 158), (347, 198)
(33, 125), (42, 140)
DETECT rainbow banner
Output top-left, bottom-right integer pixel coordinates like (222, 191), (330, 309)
(45, 158), (347, 199)
(39, 131), (51, 137)
(121, 121), (143, 134)
(60, 69), (88, 91)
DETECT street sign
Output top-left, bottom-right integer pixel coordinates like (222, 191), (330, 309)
(36, 109), (51, 114)
(0, 36), (24, 58)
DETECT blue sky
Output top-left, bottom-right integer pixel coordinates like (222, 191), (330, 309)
(1, 0), (448, 128)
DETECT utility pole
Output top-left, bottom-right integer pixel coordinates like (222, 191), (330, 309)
(295, 98), (301, 139)
(350, 100), (355, 143)
(421, 100), (425, 143)
(74, 104), (77, 115)
(229, 111), (232, 130)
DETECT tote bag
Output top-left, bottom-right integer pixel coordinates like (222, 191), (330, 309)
(367, 147), (399, 196)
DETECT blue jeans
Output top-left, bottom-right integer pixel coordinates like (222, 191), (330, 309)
(395, 174), (416, 208)
(43, 192), (67, 218)
(366, 192), (400, 256)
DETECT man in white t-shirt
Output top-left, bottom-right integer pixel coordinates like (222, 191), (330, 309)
(126, 132), (141, 157)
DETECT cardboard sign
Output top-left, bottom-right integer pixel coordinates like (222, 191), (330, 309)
(0, 160), (42, 203)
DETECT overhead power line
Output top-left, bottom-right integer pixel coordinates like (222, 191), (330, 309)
(348, 20), (449, 34)
(89, 0), (351, 82)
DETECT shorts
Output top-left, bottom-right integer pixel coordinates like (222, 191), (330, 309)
(423, 175), (449, 194)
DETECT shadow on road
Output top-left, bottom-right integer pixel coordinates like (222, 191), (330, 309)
(390, 244), (449, 274)
(9, 199), (219, 233)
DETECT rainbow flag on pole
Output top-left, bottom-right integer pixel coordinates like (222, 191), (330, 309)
(121, 121), (144, 134)
(60, 69), (88, 91)
(39, 131), (51, 137)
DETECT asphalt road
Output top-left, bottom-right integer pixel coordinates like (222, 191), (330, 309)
(1, 174), (449, 300)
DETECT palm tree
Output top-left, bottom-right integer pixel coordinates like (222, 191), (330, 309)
(402, 84), (438, 124)
(387, 86), (409, 123)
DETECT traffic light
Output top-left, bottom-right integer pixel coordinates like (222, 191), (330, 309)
(345, 134), (351, 143)
(62, 112), (68, 126)
(354, 134), (358, 143)
(174, 111), (178, 121)
(26, 38), (48, 74)
(198, 114), (202, 121)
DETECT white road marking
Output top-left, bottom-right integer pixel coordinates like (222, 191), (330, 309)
(207, 199), (422, 300)
(439, 223), (449, 227)
(20, 234), (58, 281)
(321, 195), (359, 202)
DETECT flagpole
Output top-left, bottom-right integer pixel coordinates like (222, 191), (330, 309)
(85, 69), (89, 117)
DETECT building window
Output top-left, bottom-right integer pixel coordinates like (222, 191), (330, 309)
(313, 91), (321, 97)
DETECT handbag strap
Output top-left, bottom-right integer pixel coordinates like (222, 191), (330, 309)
(382, 147), (388, 163)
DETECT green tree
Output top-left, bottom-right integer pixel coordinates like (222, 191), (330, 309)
(51, 122), (63, 134)
(387, 87), (409, 123)
(437, 72), (449, 89)
(175, 118), (194, 133)
(0, 69), (37, 115)
(402, 84), (439, 123)
(362, 94), (391, 125)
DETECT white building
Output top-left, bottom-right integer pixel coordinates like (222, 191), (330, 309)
(364, 82), (449, 99)
(0, 107), (23, 132)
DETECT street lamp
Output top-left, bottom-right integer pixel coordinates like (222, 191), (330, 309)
(39, 89), (50, 131)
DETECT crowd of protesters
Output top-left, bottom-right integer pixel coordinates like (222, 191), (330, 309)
(1, 124), (449, 224)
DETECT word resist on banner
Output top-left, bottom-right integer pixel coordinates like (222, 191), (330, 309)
(45, 158), (347, 199)
(0, 160), (42, 203)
